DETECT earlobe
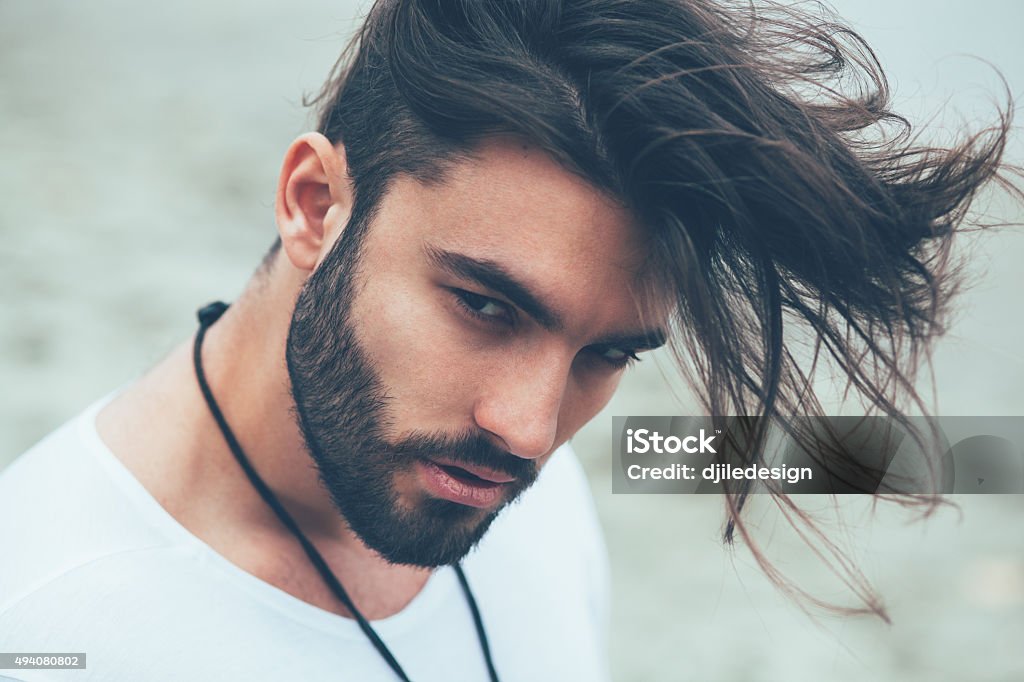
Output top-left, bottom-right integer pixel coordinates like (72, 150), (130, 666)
(274, 132), (353, 272)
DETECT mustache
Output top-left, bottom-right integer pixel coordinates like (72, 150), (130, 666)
(389, 429), (539, 484)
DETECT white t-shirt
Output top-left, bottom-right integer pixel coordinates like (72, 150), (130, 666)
(0, 397), (611, 681)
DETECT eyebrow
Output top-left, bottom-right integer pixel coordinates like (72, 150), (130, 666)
(425, 245), (565, 331)
(424, 245), (668, 351)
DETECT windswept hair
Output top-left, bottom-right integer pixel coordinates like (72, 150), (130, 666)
(304, 0), (1019, 620)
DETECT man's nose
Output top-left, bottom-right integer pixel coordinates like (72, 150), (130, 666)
(472, 352), (569, 460)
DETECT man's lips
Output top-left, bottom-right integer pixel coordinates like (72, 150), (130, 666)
(424, 456), (519, 484)
(416, 457), (521, 509)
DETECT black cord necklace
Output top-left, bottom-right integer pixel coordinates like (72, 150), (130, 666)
(193, 301), (500, 682)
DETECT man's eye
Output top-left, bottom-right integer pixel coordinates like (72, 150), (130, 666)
(452, 289), (514, 325)
(594, 346), (641, 368)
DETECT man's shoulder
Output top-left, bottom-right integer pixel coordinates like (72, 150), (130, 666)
(0, 411), (218, 671)
(0, 402), (177, 613)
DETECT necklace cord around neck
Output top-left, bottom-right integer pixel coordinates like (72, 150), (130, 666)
(192, 301), (499, 682)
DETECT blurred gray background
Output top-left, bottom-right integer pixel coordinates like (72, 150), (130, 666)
(2, 1), (1023, 680)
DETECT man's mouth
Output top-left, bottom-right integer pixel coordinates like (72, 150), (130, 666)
(431, 457), (517, 484)
(417, 457), (518, 508)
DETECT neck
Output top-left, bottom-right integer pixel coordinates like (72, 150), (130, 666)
(96, 265), (432, 619)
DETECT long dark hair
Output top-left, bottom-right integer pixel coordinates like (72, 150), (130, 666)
(303, 0), (1020, 620)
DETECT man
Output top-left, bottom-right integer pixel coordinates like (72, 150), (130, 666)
(0, 0), (1012, 680)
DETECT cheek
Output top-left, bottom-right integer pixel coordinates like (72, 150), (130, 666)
(352, 278), (478, 428)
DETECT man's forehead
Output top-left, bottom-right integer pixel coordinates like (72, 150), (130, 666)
(385, 140), (646, 263)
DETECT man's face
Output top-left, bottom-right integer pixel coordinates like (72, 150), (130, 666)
(286, 139), (663, 567)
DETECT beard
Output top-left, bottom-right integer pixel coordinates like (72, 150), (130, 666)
(284, 219), (538, 567)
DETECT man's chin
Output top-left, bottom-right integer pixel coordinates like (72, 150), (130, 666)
(361, 498), (503, 568)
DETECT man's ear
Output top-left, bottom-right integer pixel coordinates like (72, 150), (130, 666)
(274, 132), (353, 272)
